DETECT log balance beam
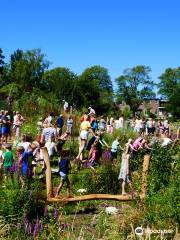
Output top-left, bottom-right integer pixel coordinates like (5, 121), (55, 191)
(47, 194), (133, 203)
(42, 148), (150, 203)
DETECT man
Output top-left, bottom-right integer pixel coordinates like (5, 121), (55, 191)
(88, 107), (96, 116)
(63, 100), (69, 113)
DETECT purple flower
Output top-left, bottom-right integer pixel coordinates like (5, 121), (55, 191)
(24, 210), (28, 231)
(33, 216), (39, 238)
(28, 223), (32, 235)
(53, 208), (59, 221)
(44, 206), (48, 217)
(40, 222), (44, 233)
(63, 223), (68, 229)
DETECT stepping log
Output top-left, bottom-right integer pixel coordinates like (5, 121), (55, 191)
(47, 194), (133, 202)
(42, 147), (149, 203)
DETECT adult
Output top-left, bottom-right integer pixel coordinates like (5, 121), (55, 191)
(13, 112), (24, 140)
(44, 112), (54, 125)
(88, 106), (96, 116)
(63, 100), (69, 113)
(146, 118), (156, 135)
(42, 124), (56, 143)
(76, 115), (91, 161)
(1, 111), (10, 144)
(99, 116), (106, 131)
(119, 114), (124, 129)
(132, 137), (152, 153)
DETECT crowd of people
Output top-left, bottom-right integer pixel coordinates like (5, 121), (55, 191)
(0, 106), (179, 198)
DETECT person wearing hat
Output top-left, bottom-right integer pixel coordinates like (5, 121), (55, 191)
(88, 107), (95, 116)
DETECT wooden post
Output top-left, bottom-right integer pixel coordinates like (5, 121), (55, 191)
(140, 154), (151, 200)
(41, 147), (54, 199)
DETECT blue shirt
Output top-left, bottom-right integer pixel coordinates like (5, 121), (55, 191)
(59, 158), (69, 174)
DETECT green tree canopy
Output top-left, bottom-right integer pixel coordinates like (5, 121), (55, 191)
(158, 67), (180, 118)
(0, 48), (5, 74)
(116, 65), (155, 114)
(9, 49), (49, 91)
(78, 65), (113, 113)
(42, 67), (79, 104)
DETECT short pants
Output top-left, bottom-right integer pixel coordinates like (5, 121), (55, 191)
(59, 171), (68, 180)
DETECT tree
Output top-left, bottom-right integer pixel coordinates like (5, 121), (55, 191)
(78, 65), (113, 113)
(10, 49), (49, 91)
(42, 67), (79, 105)
(10, 49), (23, 71)
(116, 65), (155, 114)
(0, 48), (5, 74)
(0, 48), (10, 88)
(158, 67), (180, 118)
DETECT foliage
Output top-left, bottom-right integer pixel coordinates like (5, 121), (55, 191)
(42, 67), (79, 105)
(9, 49), (50, 92)
(145, 144), (180, 227)
(116, 65), (155, 114)
(78, 65), (113, 113)
(158, 67), (180, 118)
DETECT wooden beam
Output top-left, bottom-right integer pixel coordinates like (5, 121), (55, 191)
(140, 154), (151, 200)
(41, 147), (54, 198)
(47, 194), (133, 202)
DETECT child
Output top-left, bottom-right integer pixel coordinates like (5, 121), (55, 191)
(17, 145), (33, 186)
(118, 142), (136, 197)
(67, 115), (73, 135)
(55, 150), (72, 198)
(111, 137), (122, 164)
(0, 143), (3, 179)
(3, 144), (14, 181)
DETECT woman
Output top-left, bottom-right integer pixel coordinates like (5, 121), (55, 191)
(76, 115), (91, 161)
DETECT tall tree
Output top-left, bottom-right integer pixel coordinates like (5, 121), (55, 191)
(0, 48), (10, 88)
(0, 48), (5, 74)
(158, 67), (180, 118)
(78, 65), (113, 113)
(42, 67), (79, 104)
(116, 65), (155, 114)
(10, 49), (23, 71)
(10, 49), (49, 91)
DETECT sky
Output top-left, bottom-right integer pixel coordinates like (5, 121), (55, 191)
(1, 0), (180, 91)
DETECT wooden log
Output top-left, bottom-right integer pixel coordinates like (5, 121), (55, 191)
(47, 194), (133, 202)
(140, 154), (151, 200)
(41, 147), (54, 198)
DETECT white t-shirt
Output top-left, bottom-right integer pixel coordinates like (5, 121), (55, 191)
(119, 117), (124, 128)
(162, 138), (172, 147)
(64, 102), (69, 110)
(20, 142), (30, 152)
(89, 108), (95, 115)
